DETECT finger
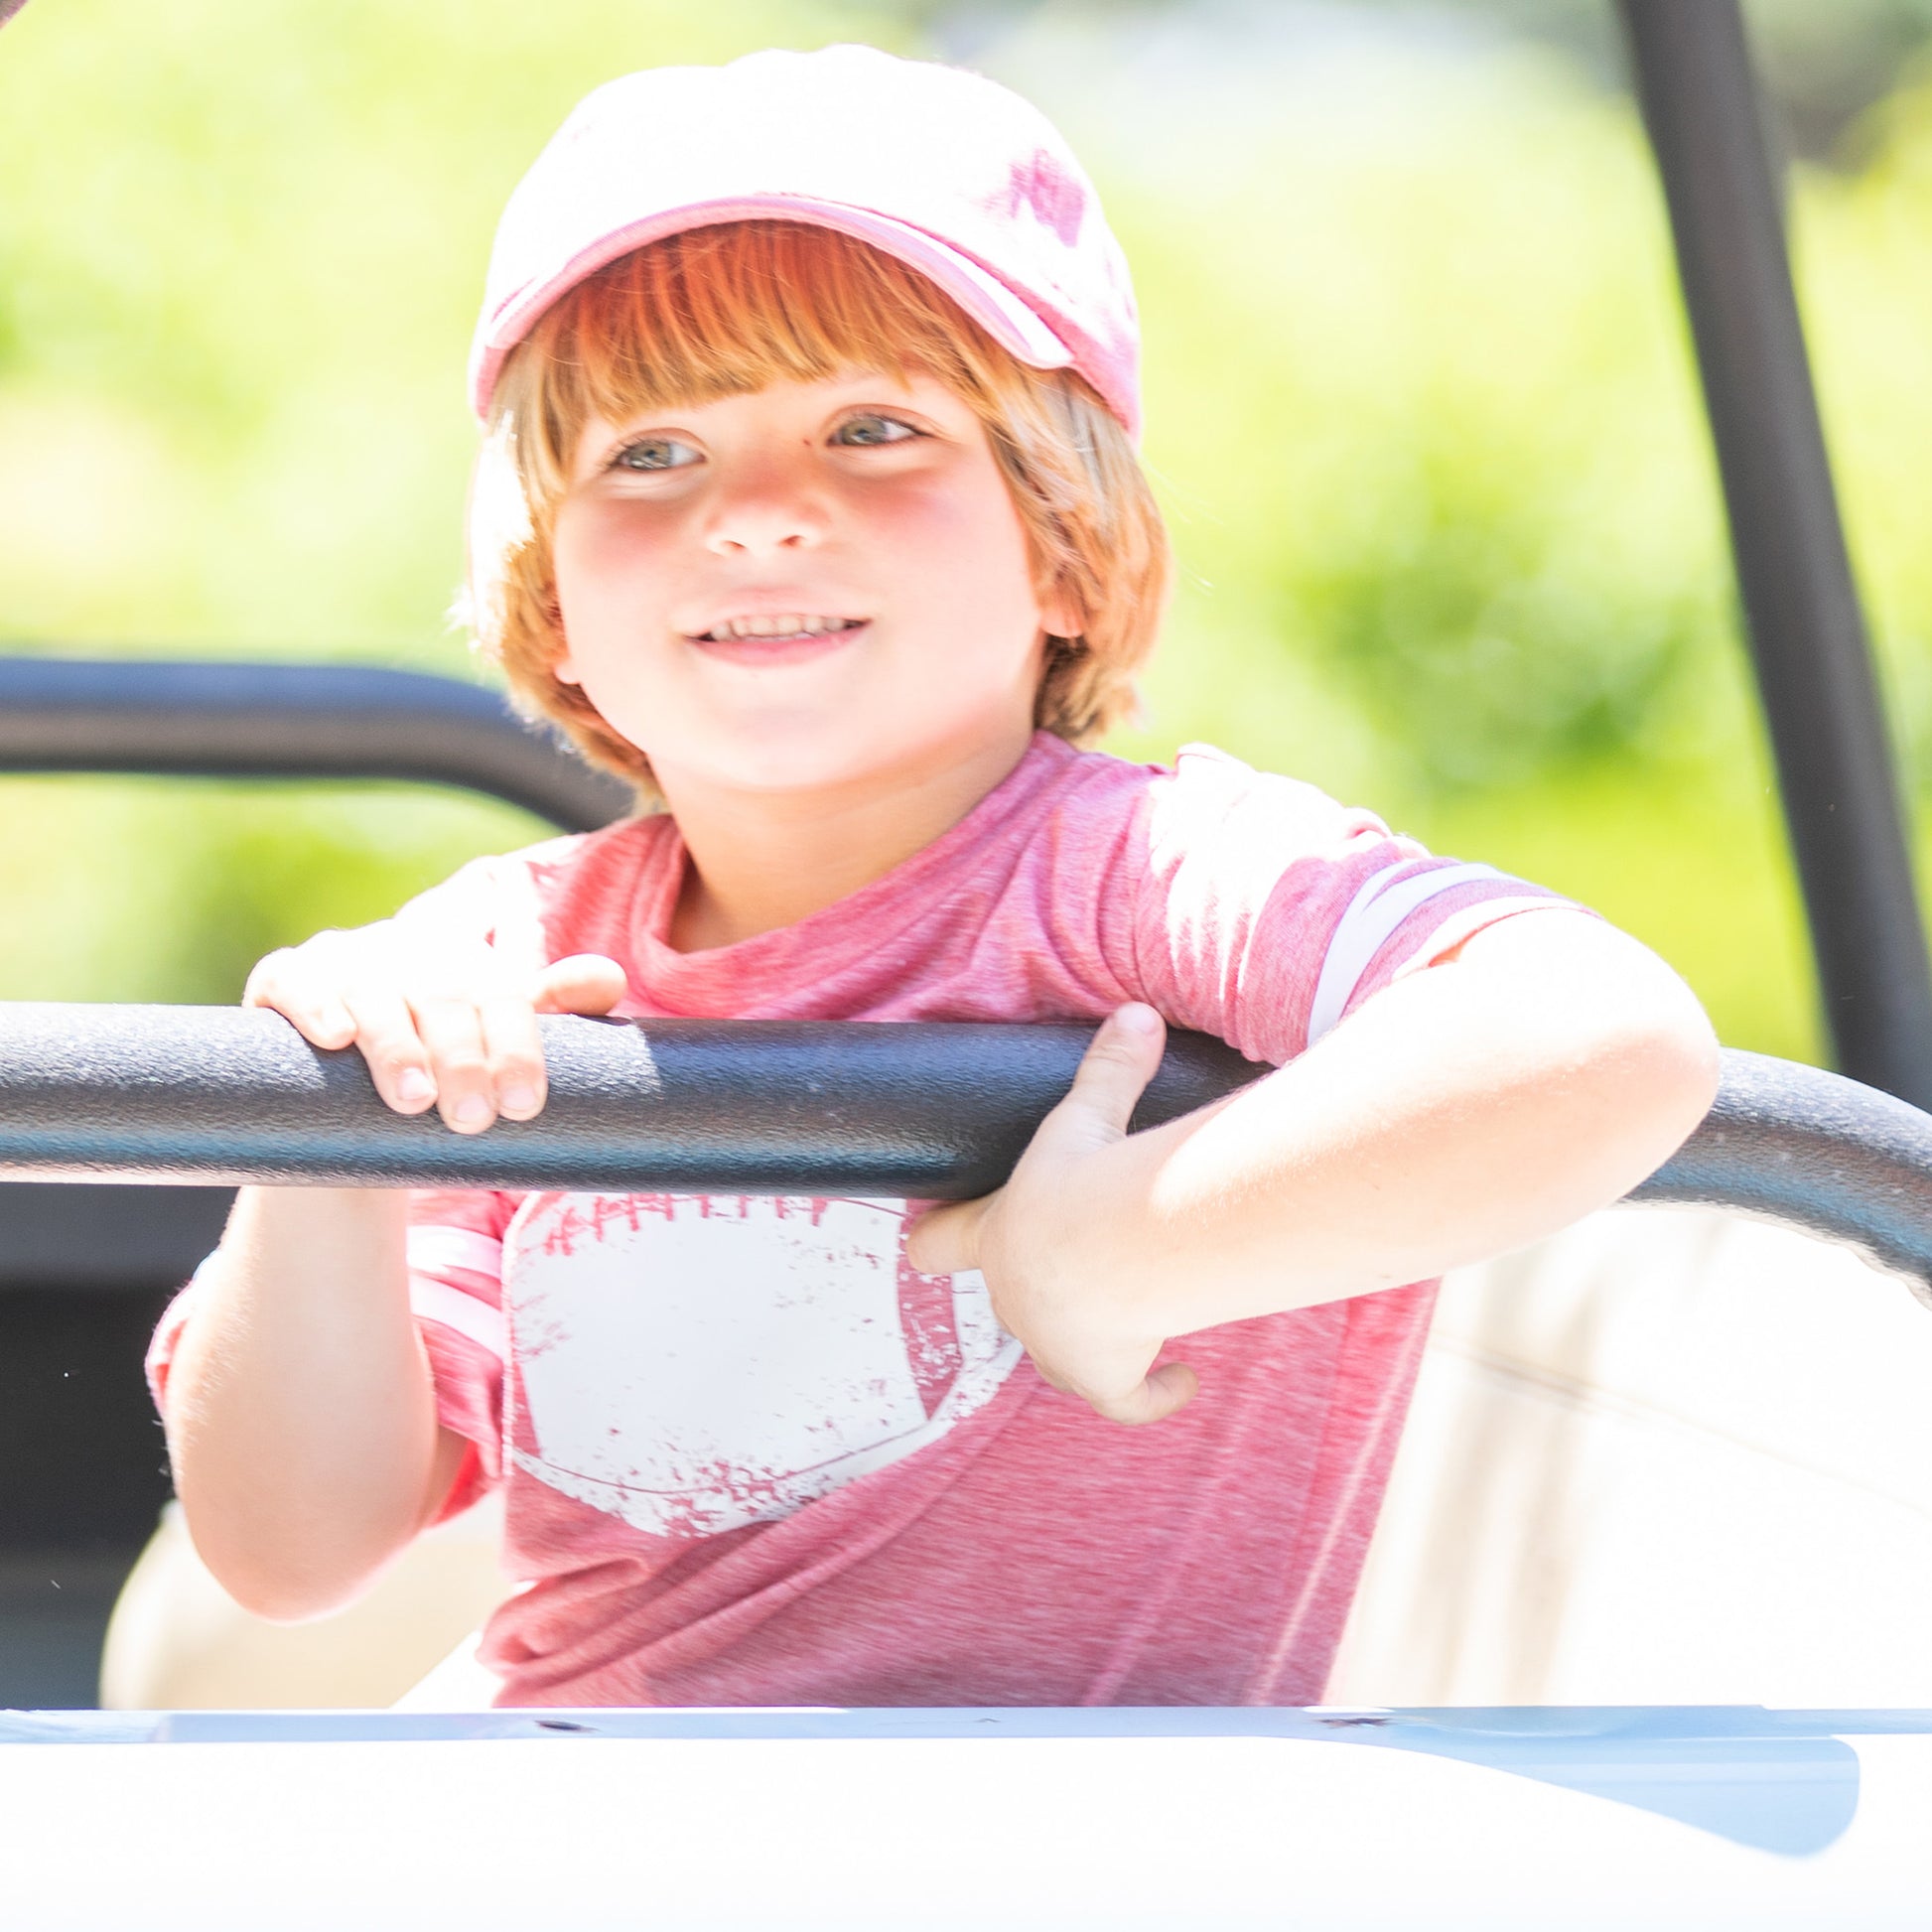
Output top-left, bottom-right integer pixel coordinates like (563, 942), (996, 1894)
(479, 996), (548, 1122)
(500, 955), (627, 1120)
(408, 995), (496, 1134)
(243, 950), (357, 1050)
(903, 1194), (992, 1278)
(1083, 1361), (1198, 1428)
(1037, 1004), (1168, 1160)
(340, 985), (439, 1114)
(533, 954), (628, 1017)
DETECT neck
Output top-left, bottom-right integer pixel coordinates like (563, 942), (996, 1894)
(657, 727), (1037, 952)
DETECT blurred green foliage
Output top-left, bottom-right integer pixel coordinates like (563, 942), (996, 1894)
(3, 0), (1931, 1067)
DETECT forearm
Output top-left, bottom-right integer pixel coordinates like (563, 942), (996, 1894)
(1090, 913), (1719, 1335)
(165, 1186), (459, 1620)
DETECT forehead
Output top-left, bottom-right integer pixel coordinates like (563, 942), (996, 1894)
(584, 365), (955, 428)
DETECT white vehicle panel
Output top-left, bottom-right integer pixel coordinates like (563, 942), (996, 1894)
(2, 1707), (1927, 1929)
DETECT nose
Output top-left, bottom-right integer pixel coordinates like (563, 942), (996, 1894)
(700, 450), (828, 558)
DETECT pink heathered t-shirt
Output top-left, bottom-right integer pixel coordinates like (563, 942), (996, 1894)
(152, 735), (1568, 1708)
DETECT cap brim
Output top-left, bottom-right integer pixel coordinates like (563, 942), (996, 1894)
(469, 197), (1074, 421)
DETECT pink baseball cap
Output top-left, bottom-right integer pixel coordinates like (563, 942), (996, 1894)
(469, 45), (1141, 438)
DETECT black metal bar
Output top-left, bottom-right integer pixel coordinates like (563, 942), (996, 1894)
(0, 1006), (1263, 1200)
(0, 656), (633, 834)
(2, 1007), (1929, 1301)
(1616, 0), (1932, 1109)
(1627, 1047), (1932, 1306)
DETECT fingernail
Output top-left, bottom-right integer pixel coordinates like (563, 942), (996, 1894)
(396, 1069), (435, 1104)
(500, 1084), (539, 1118)
(1118, 1004), (1161, 1035)
(453, 1095), (491, 1129)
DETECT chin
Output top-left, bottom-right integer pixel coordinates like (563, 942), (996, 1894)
(703, 731), (892, 796)
(751, 753), (892, 795)
(650, 704), (1019, 800)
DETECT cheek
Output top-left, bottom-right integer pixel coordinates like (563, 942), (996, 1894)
(550, 502), (669, 681)
(876, 474), (1042, 629)
(556, 501), (644, 607)
(553, 500), (672, 620)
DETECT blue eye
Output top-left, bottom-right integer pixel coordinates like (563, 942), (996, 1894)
(614, 436), (698, 472)
(834, 414), (918, 447)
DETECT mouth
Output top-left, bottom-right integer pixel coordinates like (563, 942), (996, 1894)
(693, 614), (867, 643)
(687, 614), (870, 665)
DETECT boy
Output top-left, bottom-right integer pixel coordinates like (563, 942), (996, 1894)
(153, 46), (1717, 1708)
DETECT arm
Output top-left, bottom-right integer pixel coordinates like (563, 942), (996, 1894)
(164, 926), (626, 1621)
(164, 1187), (466, 1620)
(907, 910), (1720, 1425)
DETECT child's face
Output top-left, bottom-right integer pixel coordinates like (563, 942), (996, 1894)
(551, 368), (1071, 803)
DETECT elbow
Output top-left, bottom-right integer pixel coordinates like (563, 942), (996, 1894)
(1638, 1001), (1721, 1160)
(213, 1565), (365, 1627)
(1472, 911), (1721, 1193)
(174, 1492), (394, 1625)
(193, 1538), (377, 1626)
(1584, 962), (1722, 1182)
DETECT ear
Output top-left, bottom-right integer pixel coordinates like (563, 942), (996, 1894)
(546, 593), (581, 685)
(1038, 577), (1083, 641)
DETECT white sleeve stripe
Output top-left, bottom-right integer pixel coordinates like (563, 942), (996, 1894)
(409, 1279), (508, 1364)
(1392, 896), (1576, 981)
(1307, 862), (1514, 1044)
(182, 1243), (507, 1362)
(406, 1227), (505, 1281)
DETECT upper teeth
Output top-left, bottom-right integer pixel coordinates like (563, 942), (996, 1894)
(704, 615), (856, 640)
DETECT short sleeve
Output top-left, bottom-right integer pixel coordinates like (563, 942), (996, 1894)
(144, 1187), (518, 1527)
(1121, 745), (1578, 1066)
(407, 1186), (517, 1522)
(145, 1271), (211, 1418)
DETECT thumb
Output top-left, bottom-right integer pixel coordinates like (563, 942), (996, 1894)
(1041, 1004), (1167, 1159)
(533, 953), (628, 1016)
(1089, 1361), (1199, 1428)
(903, 1192), (992, 1279)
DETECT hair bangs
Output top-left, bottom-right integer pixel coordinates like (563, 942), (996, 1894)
(520, 221), (1003, 474)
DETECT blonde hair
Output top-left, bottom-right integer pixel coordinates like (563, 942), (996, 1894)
(468, 219), (1169, 790)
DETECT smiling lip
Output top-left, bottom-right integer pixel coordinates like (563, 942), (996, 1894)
(687, 614), (870, 667)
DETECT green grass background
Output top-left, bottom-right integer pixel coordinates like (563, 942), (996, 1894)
(4, 0), (1931, 1067)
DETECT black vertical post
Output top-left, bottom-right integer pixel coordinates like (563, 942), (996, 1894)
(1617, 0), (1932, 1109)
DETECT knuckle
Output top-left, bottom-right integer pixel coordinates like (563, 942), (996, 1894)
(408, 987), (476, 1018)
(242, 950), (296, 998)
(432, 1050), (491, 1087)
(1074, 1048), (1139, 1092)
(295, 928), (358, 969)
(480, 997), (542, 1036)
(421, 973), (498, 1009)
(366, 1026), (419, 1058)
(370, 1040), (429, 1075)
(904, 1238), (946, 1279)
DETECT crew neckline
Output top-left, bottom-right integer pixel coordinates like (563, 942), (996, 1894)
(622, 732), (1084, 1007)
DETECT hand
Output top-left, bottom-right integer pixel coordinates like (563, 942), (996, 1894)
(244, 923), (627, 1134)
(906, 1004), (1199, 1427)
